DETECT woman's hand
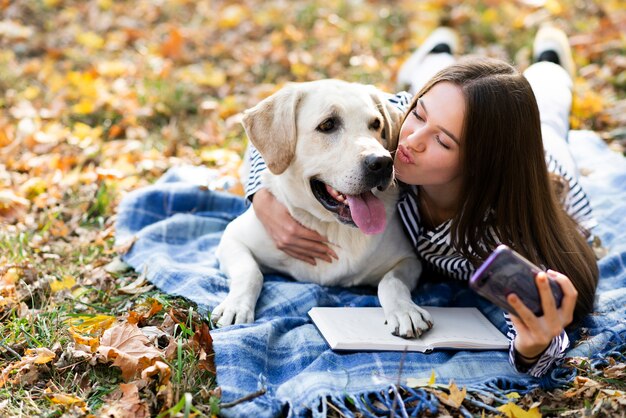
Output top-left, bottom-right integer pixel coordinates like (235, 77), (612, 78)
(507, 270), (578, 362)
(252, 188), (338, 265)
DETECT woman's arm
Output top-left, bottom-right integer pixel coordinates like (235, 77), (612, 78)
(246, 145), (336, 265)
(505, 270), (577, 376)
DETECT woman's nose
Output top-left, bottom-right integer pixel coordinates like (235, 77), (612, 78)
(405, 129), (427, 152)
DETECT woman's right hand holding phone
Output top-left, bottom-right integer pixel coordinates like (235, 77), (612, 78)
(507, 270), (578, 363)
(252, 188), (338, 265)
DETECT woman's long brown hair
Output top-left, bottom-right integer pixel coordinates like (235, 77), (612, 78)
(406, 56), (598, 322)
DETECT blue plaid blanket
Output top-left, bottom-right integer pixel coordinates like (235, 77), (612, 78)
(115, 131), (626, 417)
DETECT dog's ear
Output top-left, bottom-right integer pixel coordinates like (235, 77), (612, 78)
(371, 91), (404, 153)
(242, 85), (303, 175)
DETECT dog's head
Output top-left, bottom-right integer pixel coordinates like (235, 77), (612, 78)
(242, 79), (403, 234)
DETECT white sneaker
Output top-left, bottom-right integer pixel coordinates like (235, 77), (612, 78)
(533, 25), (575, 79)
(397, 27), (460, 94)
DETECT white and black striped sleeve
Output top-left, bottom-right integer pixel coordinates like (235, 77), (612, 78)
(244, 143), (267, 201)
(545, 153), (597, 232)
(504, 313), (570, 377)
(384, 91), (413, 114)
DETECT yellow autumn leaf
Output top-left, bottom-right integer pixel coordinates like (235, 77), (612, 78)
(20, 177), (47, 200)
(72, 99), (96, 115)
(48, 392), (86, 408)
(76, 31), (105, 49)
(497, 402), (542, 418)
(428, 369), (436, 386)
(50, 275), (76, 293)
(218, 95), (241, 119)
(68, 328), (100, 352)
(218, 4), (248, 29)
(98, 0), (112, 10)
(25, 347), (56, 364)
(438, 381), (466, 408)
(97, 60), (130, 78)
(482, 9), (499, 24)
(22, 86), (40, 100)
(290, 62), (309, 78)
(67, 71), (97, 98)
(544, 0), (563, 15)
(66, 314), (116, 335)
(72, 122), (103, 142)
(506, 392), (521, 399)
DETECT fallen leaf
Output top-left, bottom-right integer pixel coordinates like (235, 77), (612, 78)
(161, 26), (184, 59)
(497, 402), (542, 418)
(97, 322), (163, 380)
(98, 382), (150, 418)
(191, 322), (215, 373)
(0, 189), (30, 221)
(141, 360), (171, 385)
(47, 391), (87, 410)
(0, 348), (56, 388)
(438, 380), (466, 408)
(49, 275), (76, 293)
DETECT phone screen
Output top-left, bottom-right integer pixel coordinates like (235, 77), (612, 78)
(469, 245), (564, 317)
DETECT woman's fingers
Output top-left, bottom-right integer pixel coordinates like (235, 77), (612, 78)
(292, 237), (335, 263)
(283, 248), (317, 265)
(507, 293), (538, 328)
(537, 272), (558, 319)
(549, 270), (578, 326)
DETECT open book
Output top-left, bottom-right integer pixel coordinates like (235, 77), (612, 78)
(308, 306), (509, 352)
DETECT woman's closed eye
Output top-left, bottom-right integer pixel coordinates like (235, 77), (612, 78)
(411, 109), (424, 122)
(412, 109), (451, 150)
(435, 135), (450, 149)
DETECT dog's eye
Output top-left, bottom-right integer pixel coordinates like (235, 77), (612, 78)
(369, 119), (381, 131)
(317, 117), (338, 133)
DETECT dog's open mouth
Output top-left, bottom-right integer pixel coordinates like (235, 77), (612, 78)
(310, 179), (387, 234)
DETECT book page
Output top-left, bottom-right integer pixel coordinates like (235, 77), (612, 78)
(308, 306), (509, 352)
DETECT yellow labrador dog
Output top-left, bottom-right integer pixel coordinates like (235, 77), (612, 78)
(213, 80), (432, 338)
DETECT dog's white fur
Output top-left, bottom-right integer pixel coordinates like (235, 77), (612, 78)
(213, 79), (432, 338)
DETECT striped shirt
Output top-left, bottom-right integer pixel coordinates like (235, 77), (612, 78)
(244, 91), (595, 378)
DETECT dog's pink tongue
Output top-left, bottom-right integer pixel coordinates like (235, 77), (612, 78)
(346, 192), (386, 235)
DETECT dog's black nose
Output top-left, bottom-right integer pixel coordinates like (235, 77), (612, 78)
(364, 155), (393, 175)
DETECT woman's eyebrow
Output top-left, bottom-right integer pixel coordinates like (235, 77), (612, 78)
(418, 99), (460, 145)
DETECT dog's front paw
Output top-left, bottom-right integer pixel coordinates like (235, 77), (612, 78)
(384, 302), (433, 339)
(211, 298), (255, 326)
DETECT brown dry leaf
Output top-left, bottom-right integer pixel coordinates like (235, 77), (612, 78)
(0, 347), (56, 388)
(191, 322), (215, 373)
(603, 363), (626, 379)
(0, 189), (30, 222)
(98, 382), (150, 418)
(127, 298), (163, 325)
(118, 274), (154, 295)
(563, 375), (602, 398)
(97, 322), (163, 381)
(141, 360), (171, 385)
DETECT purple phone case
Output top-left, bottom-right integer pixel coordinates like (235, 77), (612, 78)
(469, 245), (564, 317)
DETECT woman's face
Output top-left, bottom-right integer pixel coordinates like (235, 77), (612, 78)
(394, 81), (465, 188)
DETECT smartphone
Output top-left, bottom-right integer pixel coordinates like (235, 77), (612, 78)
(469, 245), (564, 317)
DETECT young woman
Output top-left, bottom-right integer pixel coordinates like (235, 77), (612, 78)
(244, 26), (599, 377)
